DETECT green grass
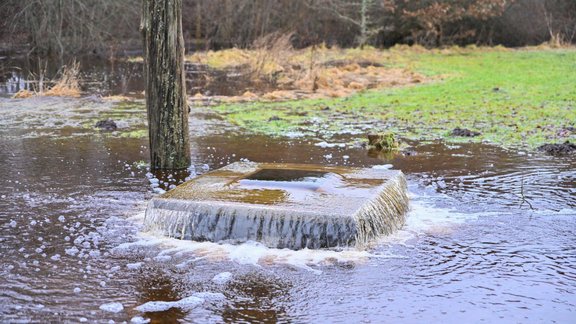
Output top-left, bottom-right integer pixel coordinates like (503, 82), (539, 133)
(212, 48), (576, 149)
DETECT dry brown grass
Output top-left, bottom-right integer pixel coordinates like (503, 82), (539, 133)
(12, 89), (35, 99)
(191, 40), (432, 102)
(13, 60), (82, 99)
(44, 61), (81, 97)
(102, 95), (133, 101)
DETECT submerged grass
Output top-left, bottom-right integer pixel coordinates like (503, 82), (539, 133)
(212, 47), (576, 149)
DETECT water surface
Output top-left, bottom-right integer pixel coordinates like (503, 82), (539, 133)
(0, 78), (574, 323)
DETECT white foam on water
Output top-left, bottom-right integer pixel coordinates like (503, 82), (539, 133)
(99, 302), (124, 313)
(123, 189), (571, 272)
(124, 231), (382, 274)
(376, 190), (524, 246)
(134, 292), (224, 313)
(122, 207), (404, 273)
(212, 272), (233, 285)
(130, 316), (150, 323)
(372, 164), (393, 170)
(126, 262), (143, 270)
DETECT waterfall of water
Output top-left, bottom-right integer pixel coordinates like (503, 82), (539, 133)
(143, 162), (409, 250)
(354, 174), (409, 247)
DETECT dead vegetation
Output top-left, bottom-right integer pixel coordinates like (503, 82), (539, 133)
(44, 61), (81, 97)
(12, 61), (81, 99)
(187, 38), (431, 102)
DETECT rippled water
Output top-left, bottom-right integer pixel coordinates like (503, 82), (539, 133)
(0, 57), (263, 98)
(0, 95), (574, 323)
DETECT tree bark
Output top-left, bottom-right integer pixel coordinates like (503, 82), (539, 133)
(141, 0), (191, 170)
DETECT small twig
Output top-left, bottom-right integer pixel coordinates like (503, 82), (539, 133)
(518, 176), (534, 210)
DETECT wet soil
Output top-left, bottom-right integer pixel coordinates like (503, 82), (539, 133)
(451, 127), (481, 137)
(538, 141), (576, 156)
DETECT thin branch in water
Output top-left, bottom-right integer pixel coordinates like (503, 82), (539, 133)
(518, 176), (535, 211)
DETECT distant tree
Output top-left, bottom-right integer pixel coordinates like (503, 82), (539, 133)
(2, 0), (139, 57)
(141, 0), (191, 170)
(399, 0), (517, 46)
(542, 0), (576, 45)
(309, 0), (391, 48)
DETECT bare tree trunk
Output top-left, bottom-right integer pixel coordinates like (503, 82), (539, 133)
(141, 0), (191, 170)
(359, 0), (369, 48)
(195, 0), (202, 41)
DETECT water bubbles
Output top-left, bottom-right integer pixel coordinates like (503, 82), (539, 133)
(134, 293), (224, 313)
(65, 247), (79, 256)
(73, 287), (81, 294)
(9, 220), (17, 228)
(50, 254), (61, 261)
(437, 180), (447, 189)
(74, 236), (85, 245)
(58, 215), (66, 222)
(148, 178), (159, 185)
(64, 236), (70, 241)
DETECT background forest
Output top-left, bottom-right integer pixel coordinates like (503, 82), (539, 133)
(0, 0), (574, 57)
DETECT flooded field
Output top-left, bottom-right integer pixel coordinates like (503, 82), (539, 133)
(0, 60), (575, 323)
(0, 57), (261, 98)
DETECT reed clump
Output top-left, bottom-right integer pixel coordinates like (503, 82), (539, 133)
(12, 60), (82, 99)
(44, 61), (81, 97)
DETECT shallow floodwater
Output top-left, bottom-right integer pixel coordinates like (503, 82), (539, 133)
(0, 57), (262, 98)
(0, 94), (575, 323)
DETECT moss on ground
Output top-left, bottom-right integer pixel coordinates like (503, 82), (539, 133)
(211, 48), (576, 149)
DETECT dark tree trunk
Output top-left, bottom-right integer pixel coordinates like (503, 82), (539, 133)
(141, 0), (191, 170)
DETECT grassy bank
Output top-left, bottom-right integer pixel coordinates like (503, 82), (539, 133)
(210, 47), (576, 149)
